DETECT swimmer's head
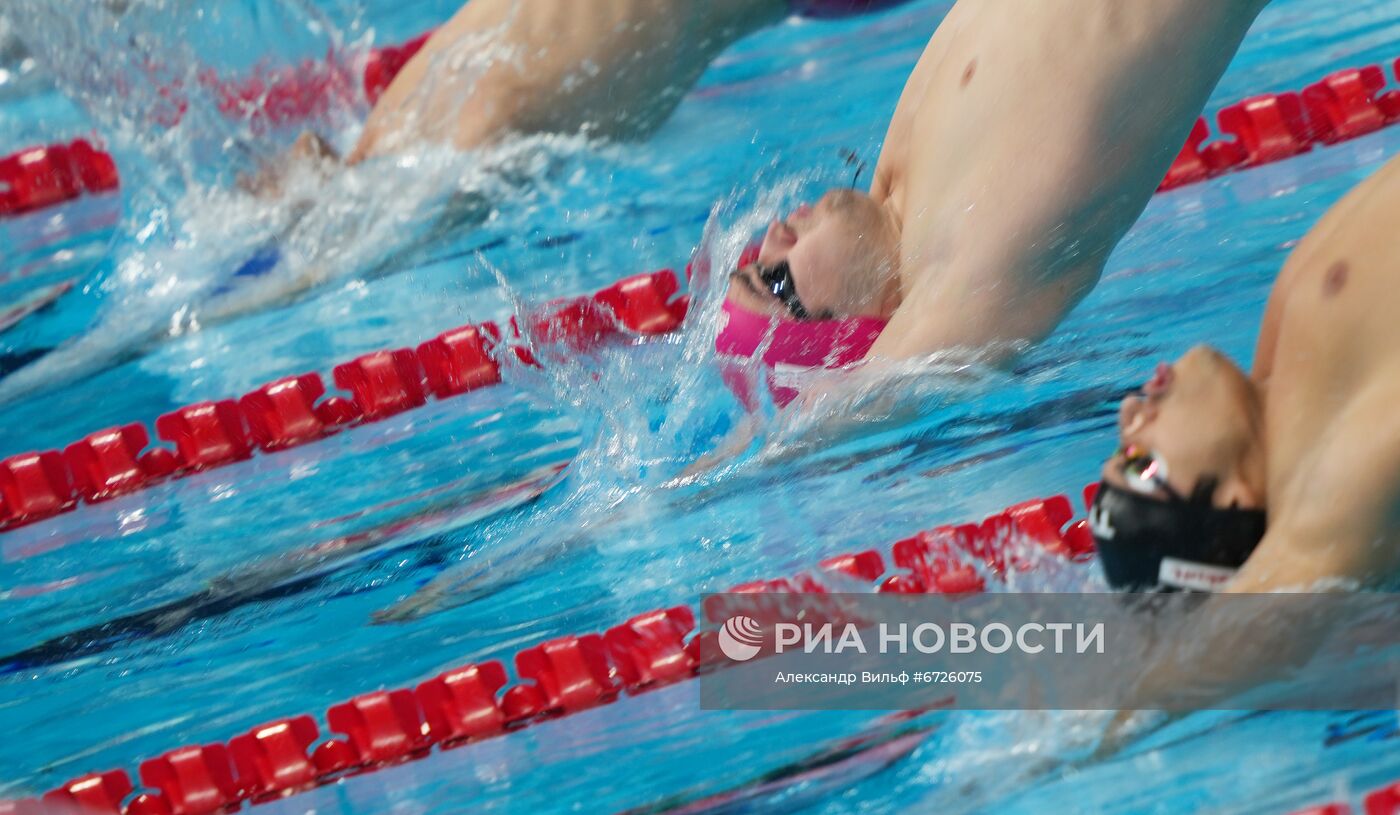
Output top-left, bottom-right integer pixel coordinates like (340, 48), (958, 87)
(1102, 346), (1265, 509)
(725, 189), (900, 322)
(1091, 346), (1268, 591)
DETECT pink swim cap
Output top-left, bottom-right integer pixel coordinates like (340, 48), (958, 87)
(716, 300), (885, 367)
(789, 0), (914, 19)
(715, 299), (887, 407)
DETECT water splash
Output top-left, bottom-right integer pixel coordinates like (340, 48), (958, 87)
(0, 15), (44, 100)
(5, 0), (365, 191)
(0, 124), (635, 404)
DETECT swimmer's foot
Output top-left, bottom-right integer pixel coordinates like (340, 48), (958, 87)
(237, 130), (342, 197)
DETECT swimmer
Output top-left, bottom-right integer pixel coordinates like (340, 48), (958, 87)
(689, 0), (1274, 470)
(1080, 151), (1400, 746)
(341, 0), (1272, 356)
(718, 0), (1274, 374)
(1093, 151), (1400, 595)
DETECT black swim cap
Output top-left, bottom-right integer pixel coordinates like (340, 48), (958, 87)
(1089, 481), (1267, 592)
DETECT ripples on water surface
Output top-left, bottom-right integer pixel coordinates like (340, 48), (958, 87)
(4, 0), (1400, 811)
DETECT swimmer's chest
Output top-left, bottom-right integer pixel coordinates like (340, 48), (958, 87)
(1263, 237), (1400, 490)
(1271, 248), (1400, 397)
(1269, 154), (1400, 389)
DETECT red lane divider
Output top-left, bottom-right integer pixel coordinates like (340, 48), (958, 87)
(202, 58), (360, 132)
(63, 423), (162, 503)
(1303, 65), (1393, 145)
(0, 269), (685, 535)
(0, 452), (76, 524)
(238, 373), (350, 452)
(332, 349), (427, 422)
(153, 401), (252, 472)
(417, 323), (503, 397)
(1157, 59), (1400, 191)
(0, 138), (119, 217)
(0, 485), (1099, 814)
(8, 47), (1400, 218)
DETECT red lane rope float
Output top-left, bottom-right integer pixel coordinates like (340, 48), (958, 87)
(0, 481), (1097, 814)
(1290, 781), (1400, 815)
(6, 44), (1400, 218)
(0, 269), (686, 534)
(0, 138), (119, 217)
(1156, 60), (1400, 191)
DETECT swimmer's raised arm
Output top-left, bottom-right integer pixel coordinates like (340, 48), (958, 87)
(863, 0), (1272, 361)
(703, 0), (1271, 465)
(352, 0), (778, 161)
(351, 0), (911, 162)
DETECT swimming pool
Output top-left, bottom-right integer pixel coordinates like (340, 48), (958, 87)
(5, 0), (1400, 811)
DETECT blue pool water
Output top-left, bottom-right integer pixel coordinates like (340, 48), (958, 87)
(4, 0), (1400, 812)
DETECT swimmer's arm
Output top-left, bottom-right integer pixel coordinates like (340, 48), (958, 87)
(868, 248), (1102, 364)
(1096, 531), (1355, 755)
(1104, 429), (1399, 738)
(1224, 525), (1376, 593)
(676, 379), (941, 481)
(351, 0), (787, 160)
(866, 0), (1270, 362)
(1100, 425), (1400, 749)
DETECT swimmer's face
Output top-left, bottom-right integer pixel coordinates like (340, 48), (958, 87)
(1102, 345), (1264, 508)
(726, 189), (899, 320)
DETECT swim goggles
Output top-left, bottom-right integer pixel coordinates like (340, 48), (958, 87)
(756, 260), (811, 321)
(1118, 445), (1182, 500)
